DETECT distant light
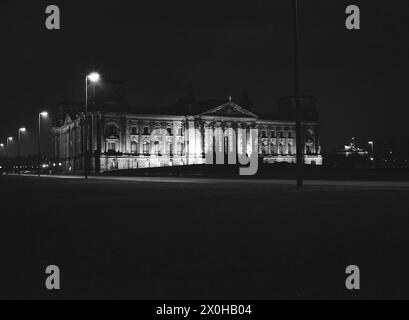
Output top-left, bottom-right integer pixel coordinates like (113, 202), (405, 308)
(40, 111), (48, 117)
(0, 166), (2, 169)
(42, 164), (48, 168)
(19, 127), (26, 132)
(7, 137), (13, 141)
(370, 157), (374, 161)
(53, 163), (56, 167)
(368, 141), (373, 145)
(0, 144), (4, 148)
(59, 162), (62, 166)
(87, 72), (100, 82)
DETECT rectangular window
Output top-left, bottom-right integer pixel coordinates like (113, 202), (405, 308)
(143, 127), (150, 135)
(131, 127), (138, 135)
(108, 142), (116, 151)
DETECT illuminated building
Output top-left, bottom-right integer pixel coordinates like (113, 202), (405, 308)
(51, 99), (322, 173)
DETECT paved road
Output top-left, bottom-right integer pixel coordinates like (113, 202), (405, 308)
(10, 173), (409, 189)
(1, 173), (409, 299)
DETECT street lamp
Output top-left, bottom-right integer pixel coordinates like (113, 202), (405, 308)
(368, 141), (374, 152)
(18, 128), (26, 175)
(6, 137), (13, 172)
(84, 72), (100, 179)
(368, 141), (374, 163)
(38, 111), (48, 176)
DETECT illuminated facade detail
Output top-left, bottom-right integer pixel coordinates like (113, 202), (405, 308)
(51, 101), (322, 173)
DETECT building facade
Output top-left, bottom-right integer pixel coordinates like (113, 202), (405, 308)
(51, 101), (322, 174)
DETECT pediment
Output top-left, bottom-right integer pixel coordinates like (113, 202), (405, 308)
(200, 102), (257, 118)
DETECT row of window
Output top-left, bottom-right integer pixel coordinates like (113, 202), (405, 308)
(130, 127), (183, 136)
(108, 125), (294, 139)
(260, 143), (294, 155)
(107, 141), (313, 157)
(259, 131), (293, 139)
(106, 125), (183, 137)
(122, 141), (185, 155)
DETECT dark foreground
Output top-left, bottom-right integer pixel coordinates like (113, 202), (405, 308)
(1, 175), (408, 299)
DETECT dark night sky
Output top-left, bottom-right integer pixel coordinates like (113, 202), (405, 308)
(0, 0), (408, 157)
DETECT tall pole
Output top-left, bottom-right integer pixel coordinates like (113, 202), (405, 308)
(18, 130), (21, 176)
(38, 114), (41, 176)
(84, 72), (100, 179)
(85, 77), (88, 179)
(6, 138), (11, 172)
(85, 76), (89, 179)
(293, 0), (304, 188)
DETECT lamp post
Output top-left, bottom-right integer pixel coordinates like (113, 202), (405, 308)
(293, 0), (304, 188)
(368, 141), (374, 154)
(84, 72), (100, 179)
(0, 143), (3, 172)
(0, 143), (4, 165)
(18, 127), (26, 175)
(38, 111), (48, 176)
(6, 137), (13, 171)
(368, 141), (374, 163)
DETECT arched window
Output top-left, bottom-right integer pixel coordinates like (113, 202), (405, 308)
(259, 141), (268, 155)
(271, 142), (277, 155)
(177, 142), (184, 155)
(168, 142), (173, 155)
(143, 141), (150, 155)
(105, 124), (118, 137)
(153, 141), (161, 155)
(288, 143), (293, 155)
(279, 143), (284, 154)
(259, 131), (267, 138)
(131, 141), (138, 154)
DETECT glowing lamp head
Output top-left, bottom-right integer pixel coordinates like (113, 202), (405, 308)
(19, 127), (26, 133)
(40, 111), (48, 117)
(368, 141), (373, 145)
(87, 72), (100, 82)
(7, 137), (13, 141)
(0, 143), (4, 147)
